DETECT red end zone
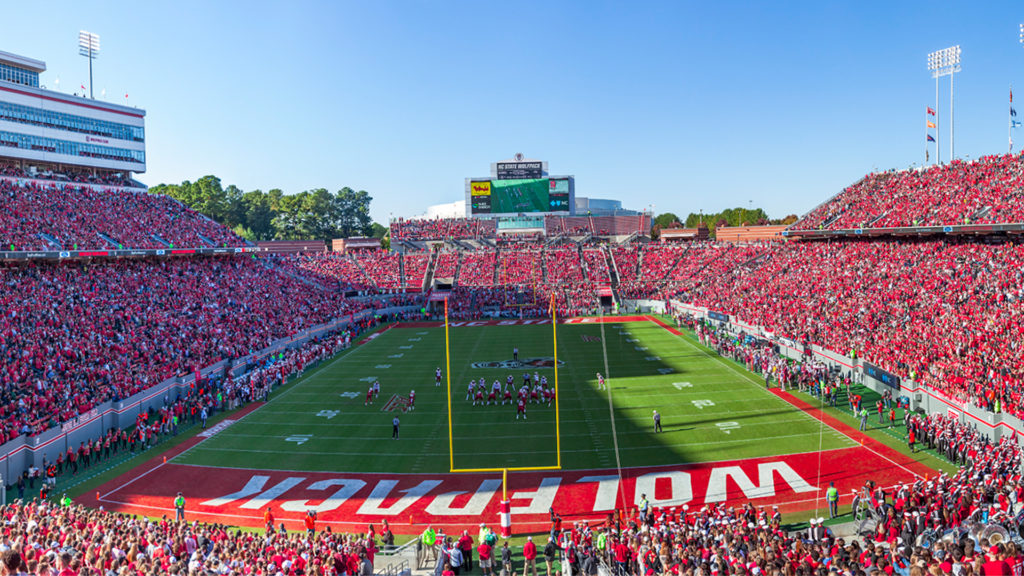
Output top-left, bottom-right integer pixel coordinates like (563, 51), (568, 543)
(81, 445), (932, 534)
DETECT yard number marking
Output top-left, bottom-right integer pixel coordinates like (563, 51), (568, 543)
(716, 422), (741, 434)
(388, 354), (404, 359)
(375, 364), (392, 369)
(408, 338), (421, 342)
(672, 382), (693, 390)
(316, 410), (339, 419)
(340, 391), (360, 399)
(634, 346), (648, 351)
(400, 345), (414, 350)
(692, 400), (715, 409)
(645, 356), (661, 361)
(285, 434), (313, 445)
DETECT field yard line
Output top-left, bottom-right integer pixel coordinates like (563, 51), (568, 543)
(266, 332), (384, 403)
(172, 444), (853, 475)
(186, 429), (834, 458)
(597, 309), (626, 511)
(646, 316), (927, 480)
(647, 317), (850, 441)
(99, 402), (265, 500)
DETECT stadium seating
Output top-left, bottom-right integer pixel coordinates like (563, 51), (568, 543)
(792, 153), (1024, 230)
(355, 250), (403, 290)
(403, 252), (430, 288)
(0, 179), (244, 250)
(390, 217), (497, 241)
(0, 257), (386, 440)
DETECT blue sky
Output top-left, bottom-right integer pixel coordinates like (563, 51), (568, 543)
(3, 1), (1023, 223)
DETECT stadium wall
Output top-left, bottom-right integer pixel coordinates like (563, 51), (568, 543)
(0, 303), (420, 483)
(668, 300), (1021, 444)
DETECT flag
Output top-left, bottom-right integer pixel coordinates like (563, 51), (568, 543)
(927, 106), (936, 116)
(926, 149), (930, 162)
(80, 84), (86, 90)
(927, 134), (936, 142)
(1012, 89), (1014, 103)
(927, 121), (937, 129)
(1013, 107), (1017, 117)
(1013, 120), (1022, 128)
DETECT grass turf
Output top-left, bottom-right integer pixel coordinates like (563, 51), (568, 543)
(174, 320), (855, 473)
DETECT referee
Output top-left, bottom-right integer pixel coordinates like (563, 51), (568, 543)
(392, 416), (400, 439)
(653, 410), (662, 433)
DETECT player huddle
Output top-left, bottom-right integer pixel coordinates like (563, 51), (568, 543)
(465, 371), (555, 420)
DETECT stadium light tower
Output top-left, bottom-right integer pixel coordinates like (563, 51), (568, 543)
(78, 30), (100, 99)
(927, 46), (961, 163)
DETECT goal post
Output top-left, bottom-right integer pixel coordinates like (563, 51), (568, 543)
(443, 294), (562, 474)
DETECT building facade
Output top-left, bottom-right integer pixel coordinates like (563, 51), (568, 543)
(0, 49), (146, 177)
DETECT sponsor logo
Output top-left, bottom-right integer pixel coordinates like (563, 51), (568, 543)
(471, 182), (491, 196)
(85, 136), (110, 144)
(471, 357), (565, 369)
(198, 419), (236, 438)
(61, 408), (100, 432)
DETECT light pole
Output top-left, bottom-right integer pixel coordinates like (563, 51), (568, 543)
(927, 46), (961, 163)
(78, 31), (100, 99)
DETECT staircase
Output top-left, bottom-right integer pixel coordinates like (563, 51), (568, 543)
(420, 250), (440, 291)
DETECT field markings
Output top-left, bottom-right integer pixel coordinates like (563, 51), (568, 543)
(182, 429), (839, 459)
(655, 322), (928, 477)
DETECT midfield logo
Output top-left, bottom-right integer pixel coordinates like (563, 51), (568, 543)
(471, 357), (565, 369)
(382, 394), (410, 412)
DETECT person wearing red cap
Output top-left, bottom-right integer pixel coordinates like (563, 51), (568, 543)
(983, 544), (1012, 576)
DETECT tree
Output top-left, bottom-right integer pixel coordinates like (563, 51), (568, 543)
(334, 187), (373, 238)
(149, 177), (377, 242)
(653, 212), (681, 229)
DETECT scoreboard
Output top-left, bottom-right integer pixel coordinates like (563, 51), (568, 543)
(466, 155), (574, 216)
(468, 178), (573, 215)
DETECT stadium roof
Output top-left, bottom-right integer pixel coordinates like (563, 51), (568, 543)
(0, 49), (45, 73)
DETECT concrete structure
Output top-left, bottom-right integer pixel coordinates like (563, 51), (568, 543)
(715, 225), (787, 243)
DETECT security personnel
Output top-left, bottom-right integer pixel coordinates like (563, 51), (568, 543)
(61, 493), (72, 507)
(174, 491), (186, 521)
(826, 482), (839, 518)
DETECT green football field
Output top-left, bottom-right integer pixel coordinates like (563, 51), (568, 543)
(173, 319), (855, 473)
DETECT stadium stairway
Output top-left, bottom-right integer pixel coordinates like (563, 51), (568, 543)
(98, 232), (123, 249)
(398, 254), (407, 288)
(150, 233), (172, 248)
(604, 245), (620, 289)
(39, 233), (62, 249)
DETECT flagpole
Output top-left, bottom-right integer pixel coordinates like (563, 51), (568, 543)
(936, 74), (941, 165)
(1011, 84), (1013, 155)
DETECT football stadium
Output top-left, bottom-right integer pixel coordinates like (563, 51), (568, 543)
(1, 5), (1024, 576)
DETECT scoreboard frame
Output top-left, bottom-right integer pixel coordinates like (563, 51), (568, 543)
(465, 175), (575, 217)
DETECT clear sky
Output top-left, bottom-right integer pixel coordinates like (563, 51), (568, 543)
(3, 1), (1023, 223)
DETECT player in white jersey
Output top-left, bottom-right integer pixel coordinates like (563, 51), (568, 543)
(533, 371), (540, 384)
(467, 381), (475, 401)
(597, 372), (605, 390)
(540, 376), (548, 388)
(372, 380), (381, 398)
(435, 368), (442, 387)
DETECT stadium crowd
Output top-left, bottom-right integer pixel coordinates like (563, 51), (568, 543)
(0, 180), (243, 251)
(0, 256), (408, 441)
(793, 153), (1024, 231)
(678, 239), (1024, 420)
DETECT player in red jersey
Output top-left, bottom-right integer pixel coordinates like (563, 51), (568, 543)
(545, 387), (555, 406)
(365, 386), (374, 406)
(408, 390), (416, 411)
(474, 387), (485, 406)
(503, 384), (513, 405)
(516, 397), (527, 420)
(489, 380), (500, 405)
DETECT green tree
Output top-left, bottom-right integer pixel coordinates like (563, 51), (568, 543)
(653, 212), (681, 229)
